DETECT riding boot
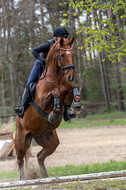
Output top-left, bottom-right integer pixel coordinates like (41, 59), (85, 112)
(14, 88), (30, 118)
(63, 106), (76, 121)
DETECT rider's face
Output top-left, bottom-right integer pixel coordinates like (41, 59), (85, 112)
(54, 37), (67, 41)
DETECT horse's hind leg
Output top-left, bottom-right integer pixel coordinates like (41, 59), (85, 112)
(15, 117), (32, 180)
(34, 130), (59, 178)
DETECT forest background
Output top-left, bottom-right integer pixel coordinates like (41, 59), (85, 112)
(0, 0), (126, 117)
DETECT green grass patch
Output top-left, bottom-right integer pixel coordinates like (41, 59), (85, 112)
(1, 160), (126, 182)
(85, 111), (126, 120)
(1, 160), (126, 190)
(59, 111), (126, 128)
(60, 118), (126, 128)
(0, 170), (19, 182)
(36, 180), (126, 190)
(47, 160), (126, 177)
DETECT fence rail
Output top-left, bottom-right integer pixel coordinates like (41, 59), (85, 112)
(0, 170), (126, 189)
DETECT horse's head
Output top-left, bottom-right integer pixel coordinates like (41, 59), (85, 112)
(57, 37), (75, 82)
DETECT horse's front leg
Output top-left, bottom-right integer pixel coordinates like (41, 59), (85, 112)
(41, 89), (62, 124)
(48, 89), (63, 123)
(63, 83), (81, 121)
(71, 83), (81, 114)
(63, 83), (80, 107)
(41, 89), (60, 112)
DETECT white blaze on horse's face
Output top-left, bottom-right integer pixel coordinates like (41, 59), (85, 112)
(65, 50), (74, 82)
(58, 37), (75, 82)
(66, 51), (71, 55)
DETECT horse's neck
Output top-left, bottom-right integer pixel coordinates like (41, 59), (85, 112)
(45, 45), (61, 78)
(46, 60), (61, 78)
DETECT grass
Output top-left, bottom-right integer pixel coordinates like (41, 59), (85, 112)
(59, 110), (126, 128)
(47, 160), (126, 177)
(36, 180), (126, 190)
(1, 161), (126, 189)
(1, 160), (126, 182)
(60, 119), (126, 128)
(7, 180), (126, 190)
(85, 110), (126, 120)
(0, 170), (19, 182)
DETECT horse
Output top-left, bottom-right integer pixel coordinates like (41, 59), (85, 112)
(15, 37), (80, 180)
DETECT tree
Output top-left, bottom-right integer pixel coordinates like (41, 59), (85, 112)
(64, 0), (126, 110)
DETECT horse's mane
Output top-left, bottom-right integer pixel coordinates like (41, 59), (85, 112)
(46, 39), (70, 64)
(46, 40), (59, 63)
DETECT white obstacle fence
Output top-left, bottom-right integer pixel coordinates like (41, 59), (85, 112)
(0, 170), (126, 189)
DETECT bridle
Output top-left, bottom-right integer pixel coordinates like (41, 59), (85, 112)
(57, 43), (75, 72)
(40, 43), (75, 83)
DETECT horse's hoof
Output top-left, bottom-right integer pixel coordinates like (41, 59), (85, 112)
(64, 107), (76, 121)
(72, 102), (81, 114)
(48, 112), (59, 124)
(14, 106), (24, 118)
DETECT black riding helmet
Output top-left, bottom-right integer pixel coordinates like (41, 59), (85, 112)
(53, 27), (69, 38)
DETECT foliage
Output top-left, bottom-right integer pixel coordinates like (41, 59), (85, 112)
(62, 0), (126, 111)
(66, 0), (126, 63)
(84, 64), (104, 102)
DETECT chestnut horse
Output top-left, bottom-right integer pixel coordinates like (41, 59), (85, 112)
(15, 37), (80, 179)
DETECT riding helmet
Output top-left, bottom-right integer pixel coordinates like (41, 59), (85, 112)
(53, 27), (69, 38)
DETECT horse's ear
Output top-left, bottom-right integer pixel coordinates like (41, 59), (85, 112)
(69, 37), (74, 45)
(60, 37), (64, 47)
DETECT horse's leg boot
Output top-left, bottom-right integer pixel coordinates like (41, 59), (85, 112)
(72, 87), (81, 114)
(53, 97), (60, 111)
(14, 88), (30, 118)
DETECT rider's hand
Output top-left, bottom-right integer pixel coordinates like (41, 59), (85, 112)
(39, 57), (46, 66)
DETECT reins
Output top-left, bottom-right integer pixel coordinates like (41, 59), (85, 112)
(39, 43), (74, 83)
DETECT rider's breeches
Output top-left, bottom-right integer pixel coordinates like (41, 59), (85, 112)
(26, 60), (43, 88)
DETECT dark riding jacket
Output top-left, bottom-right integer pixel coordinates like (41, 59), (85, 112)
(31, 39), (55, 61)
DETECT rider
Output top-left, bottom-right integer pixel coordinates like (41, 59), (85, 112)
(14, 27), (81, 120)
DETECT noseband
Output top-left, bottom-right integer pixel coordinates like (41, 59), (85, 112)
(41, 43), (74, 83)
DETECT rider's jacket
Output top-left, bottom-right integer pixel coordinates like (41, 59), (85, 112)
(31, 39), (55, 61)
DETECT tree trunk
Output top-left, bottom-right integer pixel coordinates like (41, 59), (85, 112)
(99, 52), (110, 109)
(107, 4), (125, 111)
(1, 74), (6, 118)
(38, 0), (45, 43)
(114, 58), (125, 111)
(94, 8), (111, 109)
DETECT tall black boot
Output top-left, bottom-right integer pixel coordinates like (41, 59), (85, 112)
(14, 88), (30, 118)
